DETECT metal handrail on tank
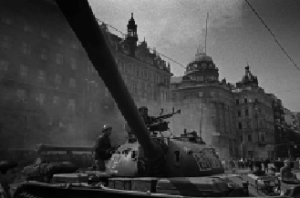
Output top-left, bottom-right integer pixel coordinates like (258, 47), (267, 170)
(35, 144), (94, 153)
(55, 1), (158, 159)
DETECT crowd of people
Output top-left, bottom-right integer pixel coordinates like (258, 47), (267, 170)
(223, 158), (300, 181)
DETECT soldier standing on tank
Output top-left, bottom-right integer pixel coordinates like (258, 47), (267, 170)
(0, 161), (18, 198)
(123, 106), (153, 142)
(94, 124), (113, 171)
(138, 106), (155, 126)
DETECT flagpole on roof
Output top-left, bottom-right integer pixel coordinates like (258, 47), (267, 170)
(205, 12), (209, 54)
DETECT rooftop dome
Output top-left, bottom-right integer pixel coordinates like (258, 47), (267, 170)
(194, 52), (213, 62)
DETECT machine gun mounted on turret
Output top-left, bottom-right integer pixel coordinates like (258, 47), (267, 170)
(147, 108), (181, 135)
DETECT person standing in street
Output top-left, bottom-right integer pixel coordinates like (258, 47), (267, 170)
(280, 159), (297, 182)
(94, 124), (113, 171)
(0, 161), (18, 198)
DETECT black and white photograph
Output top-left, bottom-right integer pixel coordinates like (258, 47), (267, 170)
(1, 0), (300, 197)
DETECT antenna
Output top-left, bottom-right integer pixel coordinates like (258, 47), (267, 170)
(205, 12), (209, 54)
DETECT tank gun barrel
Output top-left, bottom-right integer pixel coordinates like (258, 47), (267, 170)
(55, 0), (157, 159)
(152, 109), (181, 123)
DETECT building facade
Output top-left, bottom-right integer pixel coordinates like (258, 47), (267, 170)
(0, 0), (172, 148)
(233, 66), (275, 159)
(284, 108), (294, 127)
(268, 94), (286, 158)
(171, 51), (237, 159)
(100, 16), (173, 114)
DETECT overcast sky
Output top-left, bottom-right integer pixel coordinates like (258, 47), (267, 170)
(88, 0), (300, 111)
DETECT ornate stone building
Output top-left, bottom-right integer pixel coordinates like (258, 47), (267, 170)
(268, 93), (289, 158)
(233, 66), (275, 158)
(100, 14), (173, 126)
(0, 0), (172, 148)
(171, 51), (237, 158)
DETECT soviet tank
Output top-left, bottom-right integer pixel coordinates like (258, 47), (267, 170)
(13, 0), (253, 197)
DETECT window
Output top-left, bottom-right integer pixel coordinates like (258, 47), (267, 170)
(235, 98), (239, 105)
(37, 70), (45, 82)
(161, 90), (167, 101)
(69, 78), (76, 87)
(248, 134), (252, 142)
(259, 120), (263, 128)
(0, 60), (9, 74)
(16, 89), (26, 102)
(0, 35), (12, 49)
(198, 91), (203, 97)
(24, 24), (32, 32)
(133, 82), (138, 95)
(141, 82), (145, 98)
(54, 74), (62, 84)
(255, 98), (259, 103)
(55, 53), (63, 65)
(53, 96), (59, 104)
(21, 42), (31, 55)
(40, 48), (48, 60)
(68, 99), (75, 111)
(238, 122), (242, 129)
(36, 93), (45, 105)
(41, 30), (49, 39)
(244, 98), (248, 104)
(1, 17), (11, 25)
(148, 71), (152, 81)
(237, 110), (241, 117)
(245, 109), (249, 116)
(164, 78), (168, 86)
(20, 64), (28, 77)
(261, 135), (265, 142)
(246, 121), (251, 129)
(70, 58), (77, 70)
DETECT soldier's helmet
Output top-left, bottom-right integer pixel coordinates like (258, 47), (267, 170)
(102, 124), (112, 132)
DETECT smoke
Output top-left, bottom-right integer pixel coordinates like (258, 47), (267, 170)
(170, 100), (216, 144)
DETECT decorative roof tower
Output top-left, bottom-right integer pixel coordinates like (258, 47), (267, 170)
(183, 49), (219, 82)
(236, 65), (258, 87)
(125, 13), (138, 56)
